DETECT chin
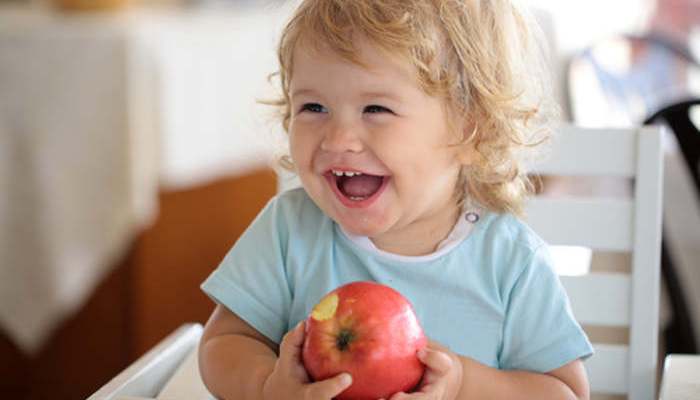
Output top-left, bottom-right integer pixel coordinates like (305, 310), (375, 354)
(342, 224), (378, 237)
(336, 216), (390, 238)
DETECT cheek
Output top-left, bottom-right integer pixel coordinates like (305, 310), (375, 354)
(377, 134), (457, 173)
(289, 129), (311, 166)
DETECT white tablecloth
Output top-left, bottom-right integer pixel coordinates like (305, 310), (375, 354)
(0, 3), (291, 354)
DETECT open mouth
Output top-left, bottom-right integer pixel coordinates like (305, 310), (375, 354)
(325, 169), (389, 207)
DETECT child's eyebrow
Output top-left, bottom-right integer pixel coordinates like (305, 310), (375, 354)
(360, 91), (403, 103)
(290, 88), (318, 99)
(289, 88), (403, 103)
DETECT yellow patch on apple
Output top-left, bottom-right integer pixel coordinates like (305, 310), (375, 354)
(311, 293), (338, 321)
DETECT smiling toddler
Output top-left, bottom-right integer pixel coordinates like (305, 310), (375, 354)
(199, 1), (593, 399)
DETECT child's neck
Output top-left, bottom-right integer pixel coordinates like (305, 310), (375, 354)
(369, 203), (462, 257)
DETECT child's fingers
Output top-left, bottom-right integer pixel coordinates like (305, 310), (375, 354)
(427, 339), (450, 353)
(306, 372), (352, 399)
(387, 391), (421, 400)
(417, 347), (453, 376)
(278, 321), (305, 367)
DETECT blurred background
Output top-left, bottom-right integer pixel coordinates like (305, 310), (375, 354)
(0, 0), (698, 398)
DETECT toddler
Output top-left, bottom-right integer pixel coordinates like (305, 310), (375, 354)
(199, 0), (593, 399)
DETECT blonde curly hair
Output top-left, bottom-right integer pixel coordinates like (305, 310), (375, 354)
(269, 0), (555, 216)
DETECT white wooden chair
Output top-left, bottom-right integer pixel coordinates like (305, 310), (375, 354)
(526, 125), (664, 400)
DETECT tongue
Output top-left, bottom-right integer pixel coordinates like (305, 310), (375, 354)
(339, 175), (383, 198)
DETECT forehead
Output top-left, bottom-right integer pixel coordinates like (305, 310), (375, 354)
(289, 37), (420, 91)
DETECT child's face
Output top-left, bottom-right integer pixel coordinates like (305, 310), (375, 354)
(288, 37), (465, 253)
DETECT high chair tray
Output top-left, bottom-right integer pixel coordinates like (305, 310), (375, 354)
(88, 323), (214, 400)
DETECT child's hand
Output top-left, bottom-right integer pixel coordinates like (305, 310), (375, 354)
(381, 340), (463, 400)
(262, 321), (353, 400)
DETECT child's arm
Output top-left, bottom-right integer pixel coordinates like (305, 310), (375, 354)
(198, 304), (277, 399)
(391, 341), (588, 400)
(457, 356), (590, 400)
(198, 305), (352, 400)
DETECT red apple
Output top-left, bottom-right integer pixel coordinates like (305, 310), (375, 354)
(301, 281), (427, 400)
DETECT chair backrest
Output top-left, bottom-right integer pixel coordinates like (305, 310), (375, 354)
(526, 125), (664, 400)
(645, 98), (700, 196)
(645, 99), (700, 355)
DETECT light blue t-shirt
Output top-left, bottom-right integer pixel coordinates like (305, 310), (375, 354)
(201, 188), (593, 373)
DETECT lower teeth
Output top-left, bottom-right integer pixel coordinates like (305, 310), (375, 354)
(349, 196), (367, 201)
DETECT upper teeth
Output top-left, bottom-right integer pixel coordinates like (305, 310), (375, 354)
(332, 170), (363, 177)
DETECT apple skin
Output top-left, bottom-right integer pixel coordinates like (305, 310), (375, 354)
(301, 281), (427, 400)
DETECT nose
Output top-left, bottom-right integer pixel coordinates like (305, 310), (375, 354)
(320, 117), (364, 153)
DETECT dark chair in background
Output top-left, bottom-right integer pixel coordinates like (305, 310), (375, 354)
(645, 99), (700, 354)
(645, 98), (700, 192)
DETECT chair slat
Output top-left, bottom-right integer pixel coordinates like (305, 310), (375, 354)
(533, 126), (637, 177)
(586, 344), (629, 395)
(628, 126), (664, 400)
(560, 274), (631, 326)
(526, 197), (634, 251)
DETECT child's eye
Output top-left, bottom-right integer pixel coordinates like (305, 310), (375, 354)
(300, 103), (327, 113)
(363, 105), (393, 114)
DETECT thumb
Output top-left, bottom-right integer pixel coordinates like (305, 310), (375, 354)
(418, 347), (453, 376)
(307, 373), (353, 399)
(278, 321), (305, 367)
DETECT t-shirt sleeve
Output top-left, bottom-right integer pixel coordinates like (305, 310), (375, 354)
(200, 196), (292, 344)
(499, 245), (594, 372)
